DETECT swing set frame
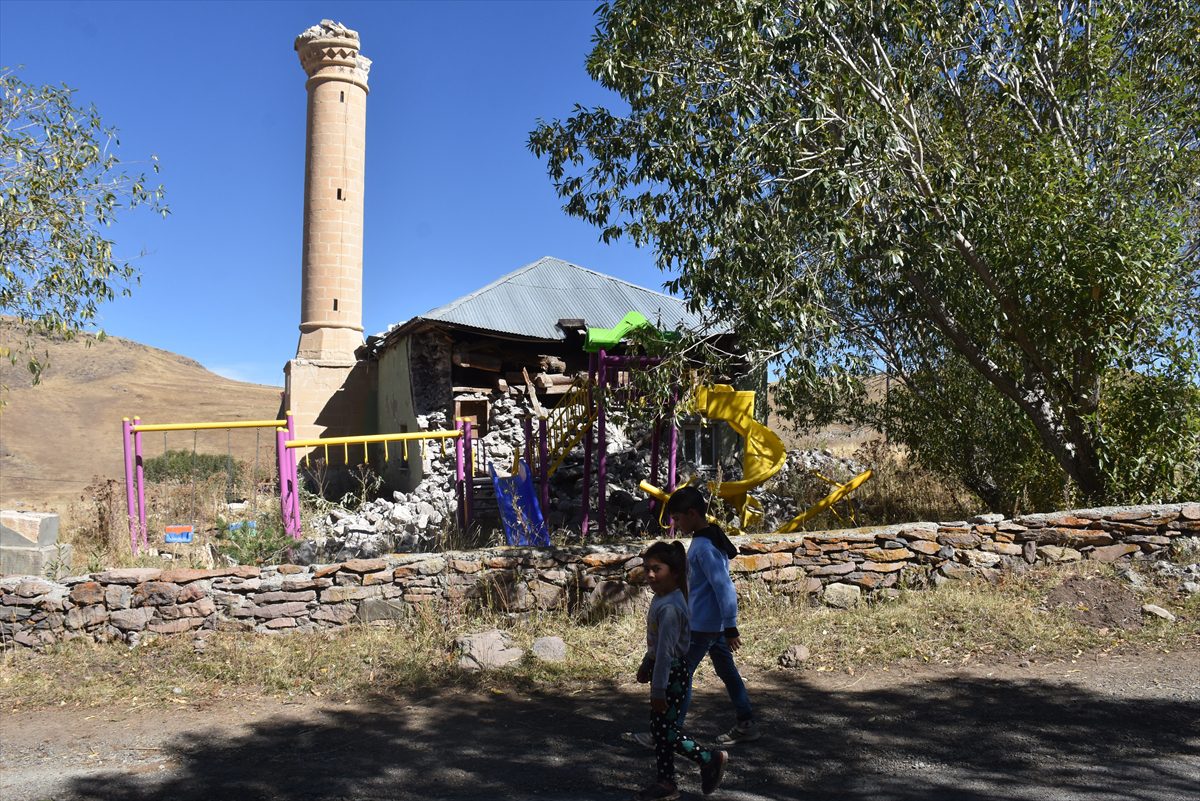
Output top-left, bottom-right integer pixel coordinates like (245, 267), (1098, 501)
(121, 414), (300, 555)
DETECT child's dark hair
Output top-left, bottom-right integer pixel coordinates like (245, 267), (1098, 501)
(666, 485), (708, 517)
(642, 540), (688, 598)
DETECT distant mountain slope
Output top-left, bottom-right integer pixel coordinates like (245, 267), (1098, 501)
(1, 319), (283, 511)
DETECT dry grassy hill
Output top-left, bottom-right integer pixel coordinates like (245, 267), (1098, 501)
(767, 377), (885, 457)
(1, 319), (283, 514)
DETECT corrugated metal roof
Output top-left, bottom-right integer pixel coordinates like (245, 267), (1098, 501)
(386, 256), (709, 341)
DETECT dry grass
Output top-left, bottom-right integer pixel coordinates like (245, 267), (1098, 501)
(59, 473), (289, 573)
(770, 439), (982, 530)
(739, 563), (1199, 673)
(3, 561), (1196, 711)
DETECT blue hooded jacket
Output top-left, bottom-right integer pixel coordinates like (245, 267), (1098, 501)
(687, 526), (740, 636)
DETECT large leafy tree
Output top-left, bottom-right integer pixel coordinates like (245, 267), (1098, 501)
(1, 67), (168, 381)
(531, 0), (1200, 507)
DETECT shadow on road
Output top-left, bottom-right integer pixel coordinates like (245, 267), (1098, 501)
(69, 671), (1200, 800)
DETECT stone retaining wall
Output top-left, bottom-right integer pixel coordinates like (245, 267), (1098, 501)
(3, 503), (1197, 649)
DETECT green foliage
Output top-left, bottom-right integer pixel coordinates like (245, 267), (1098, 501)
(882, 357), (1070, 514)
(143, 449), (241, 484)
(0, 67), (168, 382)
(530, 0), (1200, 508)
(214, 516), (293, 566)
(1095, 371), (1200, 503)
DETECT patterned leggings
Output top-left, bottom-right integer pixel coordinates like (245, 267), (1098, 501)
(651, 658), (717, 783)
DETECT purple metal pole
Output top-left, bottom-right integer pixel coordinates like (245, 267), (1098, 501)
(597, 350), (608, 538)
(580, 352), (595, 540)
(667, 418), (679, 493)
(538, 416), (549, 513)
(285, 412), (300, 525)
(455, 421), (466, 529)
(523, 416), (534, 473)
(649, 418), (661, 515)
(122, 419), (139, 554)
(276, 428), (299, 539)
(133, 419), (147, 549)
(463, 422), (474, 530)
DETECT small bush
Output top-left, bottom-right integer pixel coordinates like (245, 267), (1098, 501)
(143, 449), (242, 484)
(215, 513), (294, 566)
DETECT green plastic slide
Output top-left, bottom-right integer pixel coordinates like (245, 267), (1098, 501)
(583, 311), (652, 352)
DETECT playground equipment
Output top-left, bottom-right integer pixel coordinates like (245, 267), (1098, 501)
(582, 310), (652, 353)
(553, 311), (872, 536)
(489, 460), (550, 546)
(122, 415), (297, 555)
(508, 309), (871, 538)
(638, 384), (873, 535)
(690, 384), (786, 528)
(510, 376), (595, 514)
(773, 466), (873, 532)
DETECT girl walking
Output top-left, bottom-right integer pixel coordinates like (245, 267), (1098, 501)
(634, 540), (728, 800)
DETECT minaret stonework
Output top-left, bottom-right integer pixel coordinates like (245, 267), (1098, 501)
(295, 19), (369, 359)
(284, 20), (372, 442)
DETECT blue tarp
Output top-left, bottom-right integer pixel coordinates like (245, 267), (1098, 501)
(489, 460), (551, 547)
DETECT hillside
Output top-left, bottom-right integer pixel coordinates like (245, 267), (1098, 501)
(0, 320), (284, 512)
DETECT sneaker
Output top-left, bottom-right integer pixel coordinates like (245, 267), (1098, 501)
(715, 720), (761, 745)
(700, 750), (728, 795)
(624, 730), (656, 750)
(633, 780), (680, 801)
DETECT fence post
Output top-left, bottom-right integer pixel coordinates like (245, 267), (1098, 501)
(122, 419), (139, 554)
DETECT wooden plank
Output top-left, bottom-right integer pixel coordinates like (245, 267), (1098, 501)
(452, 346), (502, 372)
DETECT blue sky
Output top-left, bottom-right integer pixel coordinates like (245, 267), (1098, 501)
(0, 0), (656, 386)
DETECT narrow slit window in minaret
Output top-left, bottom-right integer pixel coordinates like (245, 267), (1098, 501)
(337, 188), (343, 200)
(340, 91), (345, 102)
(333, 299), (339, 311)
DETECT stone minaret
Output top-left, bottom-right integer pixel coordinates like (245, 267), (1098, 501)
(295, 19), (370, 359)
(285, 20), (372, 441)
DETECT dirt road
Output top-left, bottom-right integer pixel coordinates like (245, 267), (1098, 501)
(4, 648), (1198, 801)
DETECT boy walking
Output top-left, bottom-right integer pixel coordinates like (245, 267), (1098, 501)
(632, 486), (759, 748)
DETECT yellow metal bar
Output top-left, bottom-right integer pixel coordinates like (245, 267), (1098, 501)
(131, 419), (287, 433)
(285, 430), (462, 449)
(383, 441), (390, 461)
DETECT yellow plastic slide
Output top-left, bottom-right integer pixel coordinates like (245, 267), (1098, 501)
(692, 384), (787, 529)
(638, 384), (873, 533)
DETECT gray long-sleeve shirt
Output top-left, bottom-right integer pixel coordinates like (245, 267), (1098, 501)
(640, 589), (691, 700)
